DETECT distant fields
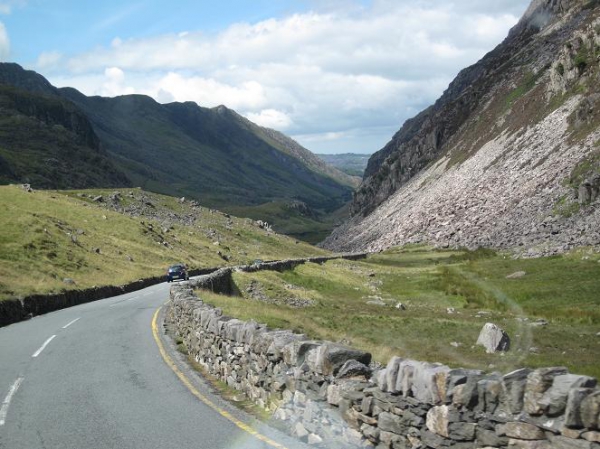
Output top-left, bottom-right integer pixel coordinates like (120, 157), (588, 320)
(0, 186), (328, 300)
(199, 246), (600, 378)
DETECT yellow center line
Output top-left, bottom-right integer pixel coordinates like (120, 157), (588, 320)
(151, 307), (289, 449)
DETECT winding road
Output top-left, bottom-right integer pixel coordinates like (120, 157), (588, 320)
(0, 281), (308, 449)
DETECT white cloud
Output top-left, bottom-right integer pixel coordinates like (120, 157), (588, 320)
(36, 51), (62, 69)
(0, 22), (9, 60)
(46, 0), (530, 153)
(246, 109), (293, 130)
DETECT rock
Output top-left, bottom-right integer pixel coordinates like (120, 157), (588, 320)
(501, 422), (545, 440)
(307, 433), (323, 445)
(581, 431), (600, 443)
(506, 271), (527, 279)
(294, 422), (309, 439)
(367, 299), (386, 306)
(580, 391), (600, 430)
(336, 359), (372, 379)
(476, 323), (510, 353)
(538, 374), (597, 417)
(565, 388), (594, 429)
(524, 367), (569, 416)
(63, 278), (75, 285)
(378, 412), (404, 435)
(179, 197), (185, 203)
(508, 438), (552, 449)
(531, 319), (549, 327)
(395, 302), (406, 310)
(92, 195), (103, 202)
(447, 307), (456, 314)
(426, 405), (452, 437)
(93, 247), (101, 254)
(503, 368), (532, 414)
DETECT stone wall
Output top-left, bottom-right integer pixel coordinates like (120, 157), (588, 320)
(167, 283), (600, 449)
(188, 253), (368, 294)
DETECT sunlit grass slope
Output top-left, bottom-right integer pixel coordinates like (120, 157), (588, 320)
(200, 246), (600, 378)
(0, 185), (328, 300)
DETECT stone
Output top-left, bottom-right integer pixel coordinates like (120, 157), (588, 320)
(361, 424), (380, 443)
(506, 271), (527, 279)
(581, 391), (600, 430)
(504, 368), (533, 414)
(581, 432), (600, 443)
(63, 278), (75, 285)
(538, 375), (597, 417)
(386, 356), (403, 394)
(337, 359), (372, 379)
(476, 323), (510, 353)
(524, 367), (569, 416)
(508, 439), (552, 449)
(448, 422), (477, 441)
(477, 428), (509, 447)
(395, 302), (406, 310)
(311, 343), (372, 376)
(378, 412), (405, 435)
(307, 433), (323, 445)
(294, 422), (309, 439)
(396, 359), (419, 397)
(426, 405), (451, 438)
(411, 362), (450, 404)
(501, 422), (546, 440)
(548, 434), (595, 449)
(92, 195), (103, 202)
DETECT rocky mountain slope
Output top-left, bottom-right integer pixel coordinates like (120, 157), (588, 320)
(324, 0), (600, 256)
(0, 63), (354, 234)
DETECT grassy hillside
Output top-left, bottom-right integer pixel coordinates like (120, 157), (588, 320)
(0, 185), (328, 300)
(200, 246), (600, 378)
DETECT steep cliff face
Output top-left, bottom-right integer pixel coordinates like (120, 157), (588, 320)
(325, 0), (600, 255)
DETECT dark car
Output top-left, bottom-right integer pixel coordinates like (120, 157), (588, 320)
(166, 264), (189, 282)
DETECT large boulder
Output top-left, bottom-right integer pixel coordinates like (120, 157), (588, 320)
(476, 322), (510, 353)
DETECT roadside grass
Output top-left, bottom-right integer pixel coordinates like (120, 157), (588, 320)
(199, 246), (600, 378)
(0, 185), (328, 300)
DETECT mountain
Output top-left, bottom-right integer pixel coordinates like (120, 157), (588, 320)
(58, 88), (354, 211)
(316, 153), (370, 177)
(324, 0), (600, 257)
(0, 64), (130, 189)
(0, 63), (354, 239)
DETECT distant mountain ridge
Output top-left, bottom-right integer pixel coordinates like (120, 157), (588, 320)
(0, 63), (354, 231)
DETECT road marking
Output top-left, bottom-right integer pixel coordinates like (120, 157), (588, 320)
(62, 317), (81, 329)
(32, 335), (56, 358)
(151, 308), (288, 449)
(127, 296), (140, 301)
(0, 377), (24, 426)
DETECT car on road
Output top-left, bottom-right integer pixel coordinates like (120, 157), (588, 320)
(166, 263), (189, 282)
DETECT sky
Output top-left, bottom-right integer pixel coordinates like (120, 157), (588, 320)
(0, 0), (532, 154)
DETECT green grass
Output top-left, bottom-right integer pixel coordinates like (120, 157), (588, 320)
(0, 185), (329, 300)
(199, 246), (600, 378)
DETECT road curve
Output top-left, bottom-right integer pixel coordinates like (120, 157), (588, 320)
(0, 281), (308, 449)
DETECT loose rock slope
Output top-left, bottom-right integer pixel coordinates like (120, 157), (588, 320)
(324, 0), (600, 256)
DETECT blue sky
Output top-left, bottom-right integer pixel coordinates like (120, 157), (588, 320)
(0, 0), (531, 154)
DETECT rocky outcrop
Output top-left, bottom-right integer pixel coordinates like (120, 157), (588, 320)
(168, 282), (600, 449)
(329, 1), (600, 255)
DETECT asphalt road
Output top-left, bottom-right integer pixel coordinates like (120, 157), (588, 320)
(0, 281), (309, 449)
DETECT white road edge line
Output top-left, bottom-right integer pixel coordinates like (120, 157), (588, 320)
(0, 377), (24, 426)
(62, 317), (81, 329)
(32, 335), (56, 358)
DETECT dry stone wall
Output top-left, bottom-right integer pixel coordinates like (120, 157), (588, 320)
(168, 283), (600, 449)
